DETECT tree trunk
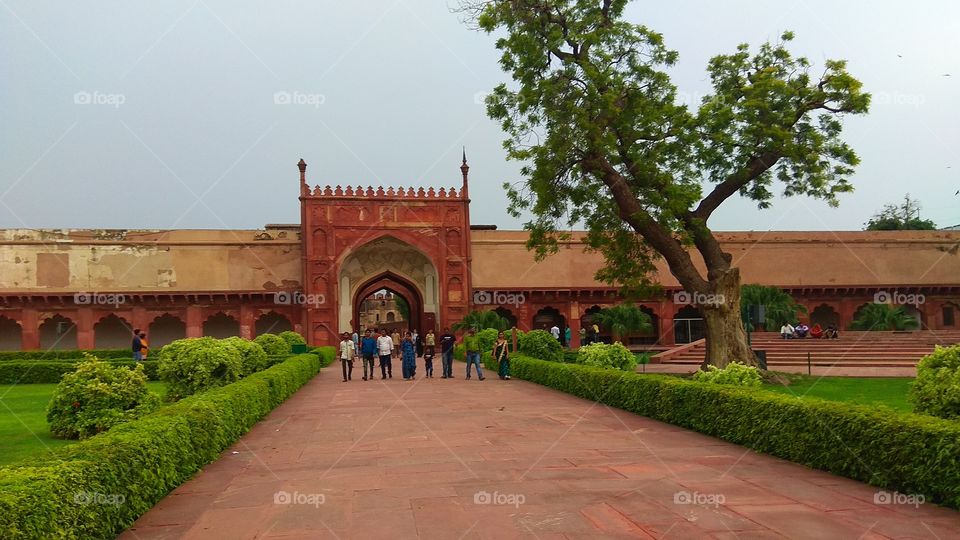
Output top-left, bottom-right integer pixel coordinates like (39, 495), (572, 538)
(700, 268), (756, 369)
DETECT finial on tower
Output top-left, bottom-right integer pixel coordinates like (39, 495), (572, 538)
(297, 158), (307, 184)
(460, 147), (469, 196)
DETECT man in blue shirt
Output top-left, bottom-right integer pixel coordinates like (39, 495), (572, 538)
(360, 329), (378, 381)
(439, 327), (456, 379)
(131, 328), (143, 361)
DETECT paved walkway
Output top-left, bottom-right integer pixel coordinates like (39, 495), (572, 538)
(122, 369), (958, 539)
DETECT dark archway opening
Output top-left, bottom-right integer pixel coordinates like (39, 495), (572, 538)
(353, 272), (426, 335)
(94, 314), (133, 349)
(255, 311), (293, 336)
(203, 312), (240, 338)
(0, 316), (23, 351)
(149, 314), (186, 348)
(40, 314), (78, 350)
(810, 304), (840, 329)
(493, 307), (518, 328)
(673, 305), (704, 344)
(533, 306), (567, 346)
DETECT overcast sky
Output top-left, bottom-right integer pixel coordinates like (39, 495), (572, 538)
(2, 1), (958, 232)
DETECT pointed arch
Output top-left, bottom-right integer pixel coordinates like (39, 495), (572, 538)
(94, 313), (133, 349)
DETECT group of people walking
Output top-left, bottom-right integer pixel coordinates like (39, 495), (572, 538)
(337, 327), (512, 382)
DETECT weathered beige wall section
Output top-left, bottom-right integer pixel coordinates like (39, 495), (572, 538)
(2, 228), (958, 293)
(468, 230), (960, 289)
(0, 228), (302, 292)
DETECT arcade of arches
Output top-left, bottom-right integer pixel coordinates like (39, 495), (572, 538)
(0, 158), (958, 350)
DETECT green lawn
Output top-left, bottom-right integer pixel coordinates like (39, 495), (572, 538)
(0, 382), (167, 467)
(762, 376), (914, 412)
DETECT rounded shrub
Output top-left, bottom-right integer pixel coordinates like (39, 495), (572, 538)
(475, 328), (499, 355)
(519, 329), (563, 362)
(910, 345), (960, 419)
(254, 333), (291, 356)
(693, 361), (762, 387)
(278, 330), (307, 349)
(157, 337), (243, 401)
(46, 355), (160, 439)
(577, 342), (637, 371)
(223, 337), (269, 376)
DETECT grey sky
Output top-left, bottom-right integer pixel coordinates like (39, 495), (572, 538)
(2, 1), (958, 232)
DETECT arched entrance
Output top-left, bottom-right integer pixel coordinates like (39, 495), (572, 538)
(94, 314), (132, 349)
(337, 236), (439, 336)
(255, 311), (293, 336)
(0, 316), (22, 350)
(149, 314), (186, 348)
(352, 273), (425, 334)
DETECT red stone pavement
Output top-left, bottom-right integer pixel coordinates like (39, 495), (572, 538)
(121, 369), (959, 540)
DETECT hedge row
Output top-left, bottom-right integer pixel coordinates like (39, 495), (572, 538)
(0, 349), (131, 361)
(494, 353), (960, 509)
(0, 352), (323, 539)
(0, 361), (160, 384)
(0, 354), (305, 385)
(312, 346), (336, 368)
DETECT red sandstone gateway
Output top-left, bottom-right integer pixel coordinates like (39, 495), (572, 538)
(0, 158), (958, 351)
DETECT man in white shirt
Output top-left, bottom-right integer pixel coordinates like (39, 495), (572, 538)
(550, 324), (561, 341)
(339, 332), (356, 382)
(780, 323), (795, 339)
(377, 329), (394, 379)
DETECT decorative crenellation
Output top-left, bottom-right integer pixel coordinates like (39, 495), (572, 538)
(297, 157), (469, 201)
(303, 184), (467, 199)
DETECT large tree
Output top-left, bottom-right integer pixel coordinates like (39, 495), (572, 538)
(864, 194), (937, 231)
(461, 0), (869, 367)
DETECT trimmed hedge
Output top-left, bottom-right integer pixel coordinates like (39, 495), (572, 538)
(0, 352), (322, 539)
(0, 349), (131, 361)
(490, 353), (960, 509)
(0, 361), (159, 384)
(313, 346), (336, 368)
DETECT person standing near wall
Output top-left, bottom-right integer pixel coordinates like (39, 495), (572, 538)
(439, 327), (456, 379)
(132, 329), (143, 362)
